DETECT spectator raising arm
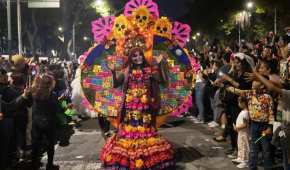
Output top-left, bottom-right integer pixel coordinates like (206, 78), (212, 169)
(222, 74), (239, 88)
(247, 70), (282, 94)
(226, 86), (252, 96)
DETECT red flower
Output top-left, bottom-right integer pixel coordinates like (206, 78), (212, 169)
(130, 160), (135, 169)
(120, 158), (128, 166)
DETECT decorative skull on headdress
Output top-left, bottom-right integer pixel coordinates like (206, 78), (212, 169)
(113, 15), (131, 39)
(132, 6), (151, 29)
(154, 17), (172, 39)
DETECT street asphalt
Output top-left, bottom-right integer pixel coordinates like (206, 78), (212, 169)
(39, 117), (283, 170)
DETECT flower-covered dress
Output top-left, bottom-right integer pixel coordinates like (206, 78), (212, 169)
(100, 67), (175, 170)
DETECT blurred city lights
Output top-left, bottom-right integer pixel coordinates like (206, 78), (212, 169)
(58, 27), (63, 32)
(91, 0), (110, 16)
(83, 36), (89, 41)
(247, 2), (254, 9)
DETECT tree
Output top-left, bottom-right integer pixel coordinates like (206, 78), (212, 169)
(255, 0), (290, 33)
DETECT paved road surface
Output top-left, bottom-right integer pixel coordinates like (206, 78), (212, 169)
(40, 118), (257, 170)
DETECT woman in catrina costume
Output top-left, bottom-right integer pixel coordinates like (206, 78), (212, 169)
(79, 0), (199, 169)
(100, 42), (175, 169)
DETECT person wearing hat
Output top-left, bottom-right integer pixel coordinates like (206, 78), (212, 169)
(11, 54), (29, 85)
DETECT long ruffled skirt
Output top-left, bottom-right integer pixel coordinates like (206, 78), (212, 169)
(100, 125), (175, 170)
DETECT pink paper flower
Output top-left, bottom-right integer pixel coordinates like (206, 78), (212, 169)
(91, 16), (115, 43)
(124, 0), (159, 18)
(172, 21), (191, 47)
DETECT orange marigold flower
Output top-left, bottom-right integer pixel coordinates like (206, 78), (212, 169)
(137, 126), (145, 133)
(147, 137), (156, 145)
(105, 154), (112, 162)
(135, 159), (144, 168)
(124, 125), (132, 132)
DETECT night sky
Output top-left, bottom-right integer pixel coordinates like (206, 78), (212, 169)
(1, 0), (289, 54)
(110, 0), (194, 20)
(108, 0), (244, 33)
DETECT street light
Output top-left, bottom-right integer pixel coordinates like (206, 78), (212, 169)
(235, 11), (250, 29)
(246, 2), (254, 9)
(91, 0), (110, 16)
(96, 0), (103, 6)
(83, 36), (89, 41)
(58, 27), (63, 32)
(196, 32), (201, 37)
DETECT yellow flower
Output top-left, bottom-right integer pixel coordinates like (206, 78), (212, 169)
(135, 159), (144, 168)
(124, 125), (132, 132)
(137, 126), (145, 133)
(140, 94), (148, 103)
(126, 95), (133, 102)
(105, 154), (112, 162)
(147, 137), (156, 145)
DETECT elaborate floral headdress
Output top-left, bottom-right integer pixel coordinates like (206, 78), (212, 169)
(124, 34), (147, 57)
(91, 0), (192, 56)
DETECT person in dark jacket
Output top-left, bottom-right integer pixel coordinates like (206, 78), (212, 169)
(0, 69), (26, 170)
(9, 72), (29, 160)
(23, 74), (60, 170)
